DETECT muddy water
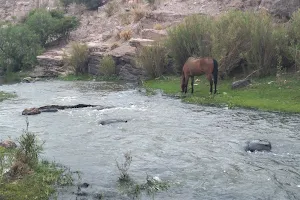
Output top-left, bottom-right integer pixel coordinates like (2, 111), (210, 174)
(0, 80), (300, 200)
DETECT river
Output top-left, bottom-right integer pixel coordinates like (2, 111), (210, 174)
(0, 80), (300, 200)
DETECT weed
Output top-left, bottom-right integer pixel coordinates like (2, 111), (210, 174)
(104, 1), (119, 17)
(153, 23), (163, 30)
(119, 29), (132, 40)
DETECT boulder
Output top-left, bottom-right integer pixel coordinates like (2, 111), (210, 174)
(0, 140), (17, 149)
(129, 38), (155, 48)
(245, 139), (272, 152)
(22, 108), (41, 115)
(141, 29), (168, 40)
(119, 64), (145, 82)
(231, 79), (251, 89)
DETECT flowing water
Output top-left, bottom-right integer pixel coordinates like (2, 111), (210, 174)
(0, 80), (300, 200)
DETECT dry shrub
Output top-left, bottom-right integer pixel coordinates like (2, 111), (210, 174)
(104, 0), (119, 17)
(64, 42), (89, 75)
(111, 43), (120, 50)
(119, 30), (132, 40)
(153, 23), (163, 30)
(132, 7), (145, 22)
(119, 12), (132, 25)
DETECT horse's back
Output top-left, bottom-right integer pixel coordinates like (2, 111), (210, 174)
(184, 57), (214, 75)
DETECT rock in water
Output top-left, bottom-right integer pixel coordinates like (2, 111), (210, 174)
(99, 119), (128, 125)
(245, 139), (272, 152)
(22, 108), (41, 115)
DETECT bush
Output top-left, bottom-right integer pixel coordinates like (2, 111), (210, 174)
(0, 25), (42, 72)
(99, 55), (116, 76)
(25, 9), (79, 46)
(119, 30), (132, 41)
(64, 42), (89, 75)
(166, 14), (213, 72)
(136, 42), (167, 78)
(288, 9), (300, 70)
(211, 10), (287, 76)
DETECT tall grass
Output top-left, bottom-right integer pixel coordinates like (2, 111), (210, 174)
(166, 14), (213, 72)
(136, 42), (167, 78)
(166, 10), (290, 77)
(64, 42), (89, 75)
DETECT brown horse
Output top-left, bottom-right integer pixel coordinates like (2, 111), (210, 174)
(181, 57), (218, 94)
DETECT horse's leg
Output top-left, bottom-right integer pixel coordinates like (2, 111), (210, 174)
(206, 74), (213, 94)
(191, 76), (194, 94)
(184, 75), (189, 93)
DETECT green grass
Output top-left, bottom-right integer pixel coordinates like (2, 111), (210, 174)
(0, 160), (76, 200)
(143, 75), (300, 113)
(0, 91), (16, 102)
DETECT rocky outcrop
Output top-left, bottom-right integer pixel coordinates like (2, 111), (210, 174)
(22, 104), (97, 115)
(129, 38), (155, 48)
(141, 29), (168, 40)
(244, 139), (272, 152)
(0, 140), (17, 149)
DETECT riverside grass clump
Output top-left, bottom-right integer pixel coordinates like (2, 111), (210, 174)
(136, 42), (168, 78)
(0, 120), (79, 200)
(116, 152), (170, 200)
(143, 74), (300, 113)
(64, 42), (89, 75)
(0, 91), (16, 102)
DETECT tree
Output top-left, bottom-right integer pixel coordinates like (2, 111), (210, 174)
(0, 25), (43, 72)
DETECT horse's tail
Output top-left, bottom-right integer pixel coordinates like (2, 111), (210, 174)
(213, 59), (218, 85)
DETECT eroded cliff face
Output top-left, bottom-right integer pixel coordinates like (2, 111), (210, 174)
(0, 0), (57, 21)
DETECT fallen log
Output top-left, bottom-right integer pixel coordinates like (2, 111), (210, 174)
(22, 104), (98, 115)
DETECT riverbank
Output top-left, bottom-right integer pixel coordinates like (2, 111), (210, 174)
(143, 75), (300, 113)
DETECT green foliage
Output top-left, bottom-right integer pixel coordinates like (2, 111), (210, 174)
(288, 9), (300, 70)
(0, 25), (42, 72)
(136, 42), (168, 78)
(166, 14), (213, 72)
(99, 55), (116, 76)
(25, 9), (79, 46)
(64, 42), (89, 75)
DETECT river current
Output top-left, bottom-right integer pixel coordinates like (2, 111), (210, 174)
(0, 80), (299, 200)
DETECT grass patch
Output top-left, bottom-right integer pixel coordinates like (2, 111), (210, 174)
(0, 91), (16, 102)
(0, 120), (79, 200)
(58, 74), (120, 81)
(143, 75), (300, 113)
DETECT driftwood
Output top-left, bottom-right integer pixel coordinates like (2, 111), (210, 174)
(231, 69), (259, 90)
(22, 104), (97, 115)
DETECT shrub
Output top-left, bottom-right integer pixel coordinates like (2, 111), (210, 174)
(166, 14), (213, 72)
(132, 7), (145, 22)
(136, 42), (167, 78)
(288, 9), (300, 70)
(211, 10), (287, 76)
(104, 1), (119, 17)
(153, 23), (163, 30)
(25, 9), (79, 46)
(119, 30), (132, 40)
(99, 55), (116, 76)
(64, 42), (89, 75)
(0, 25), (42, 72)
